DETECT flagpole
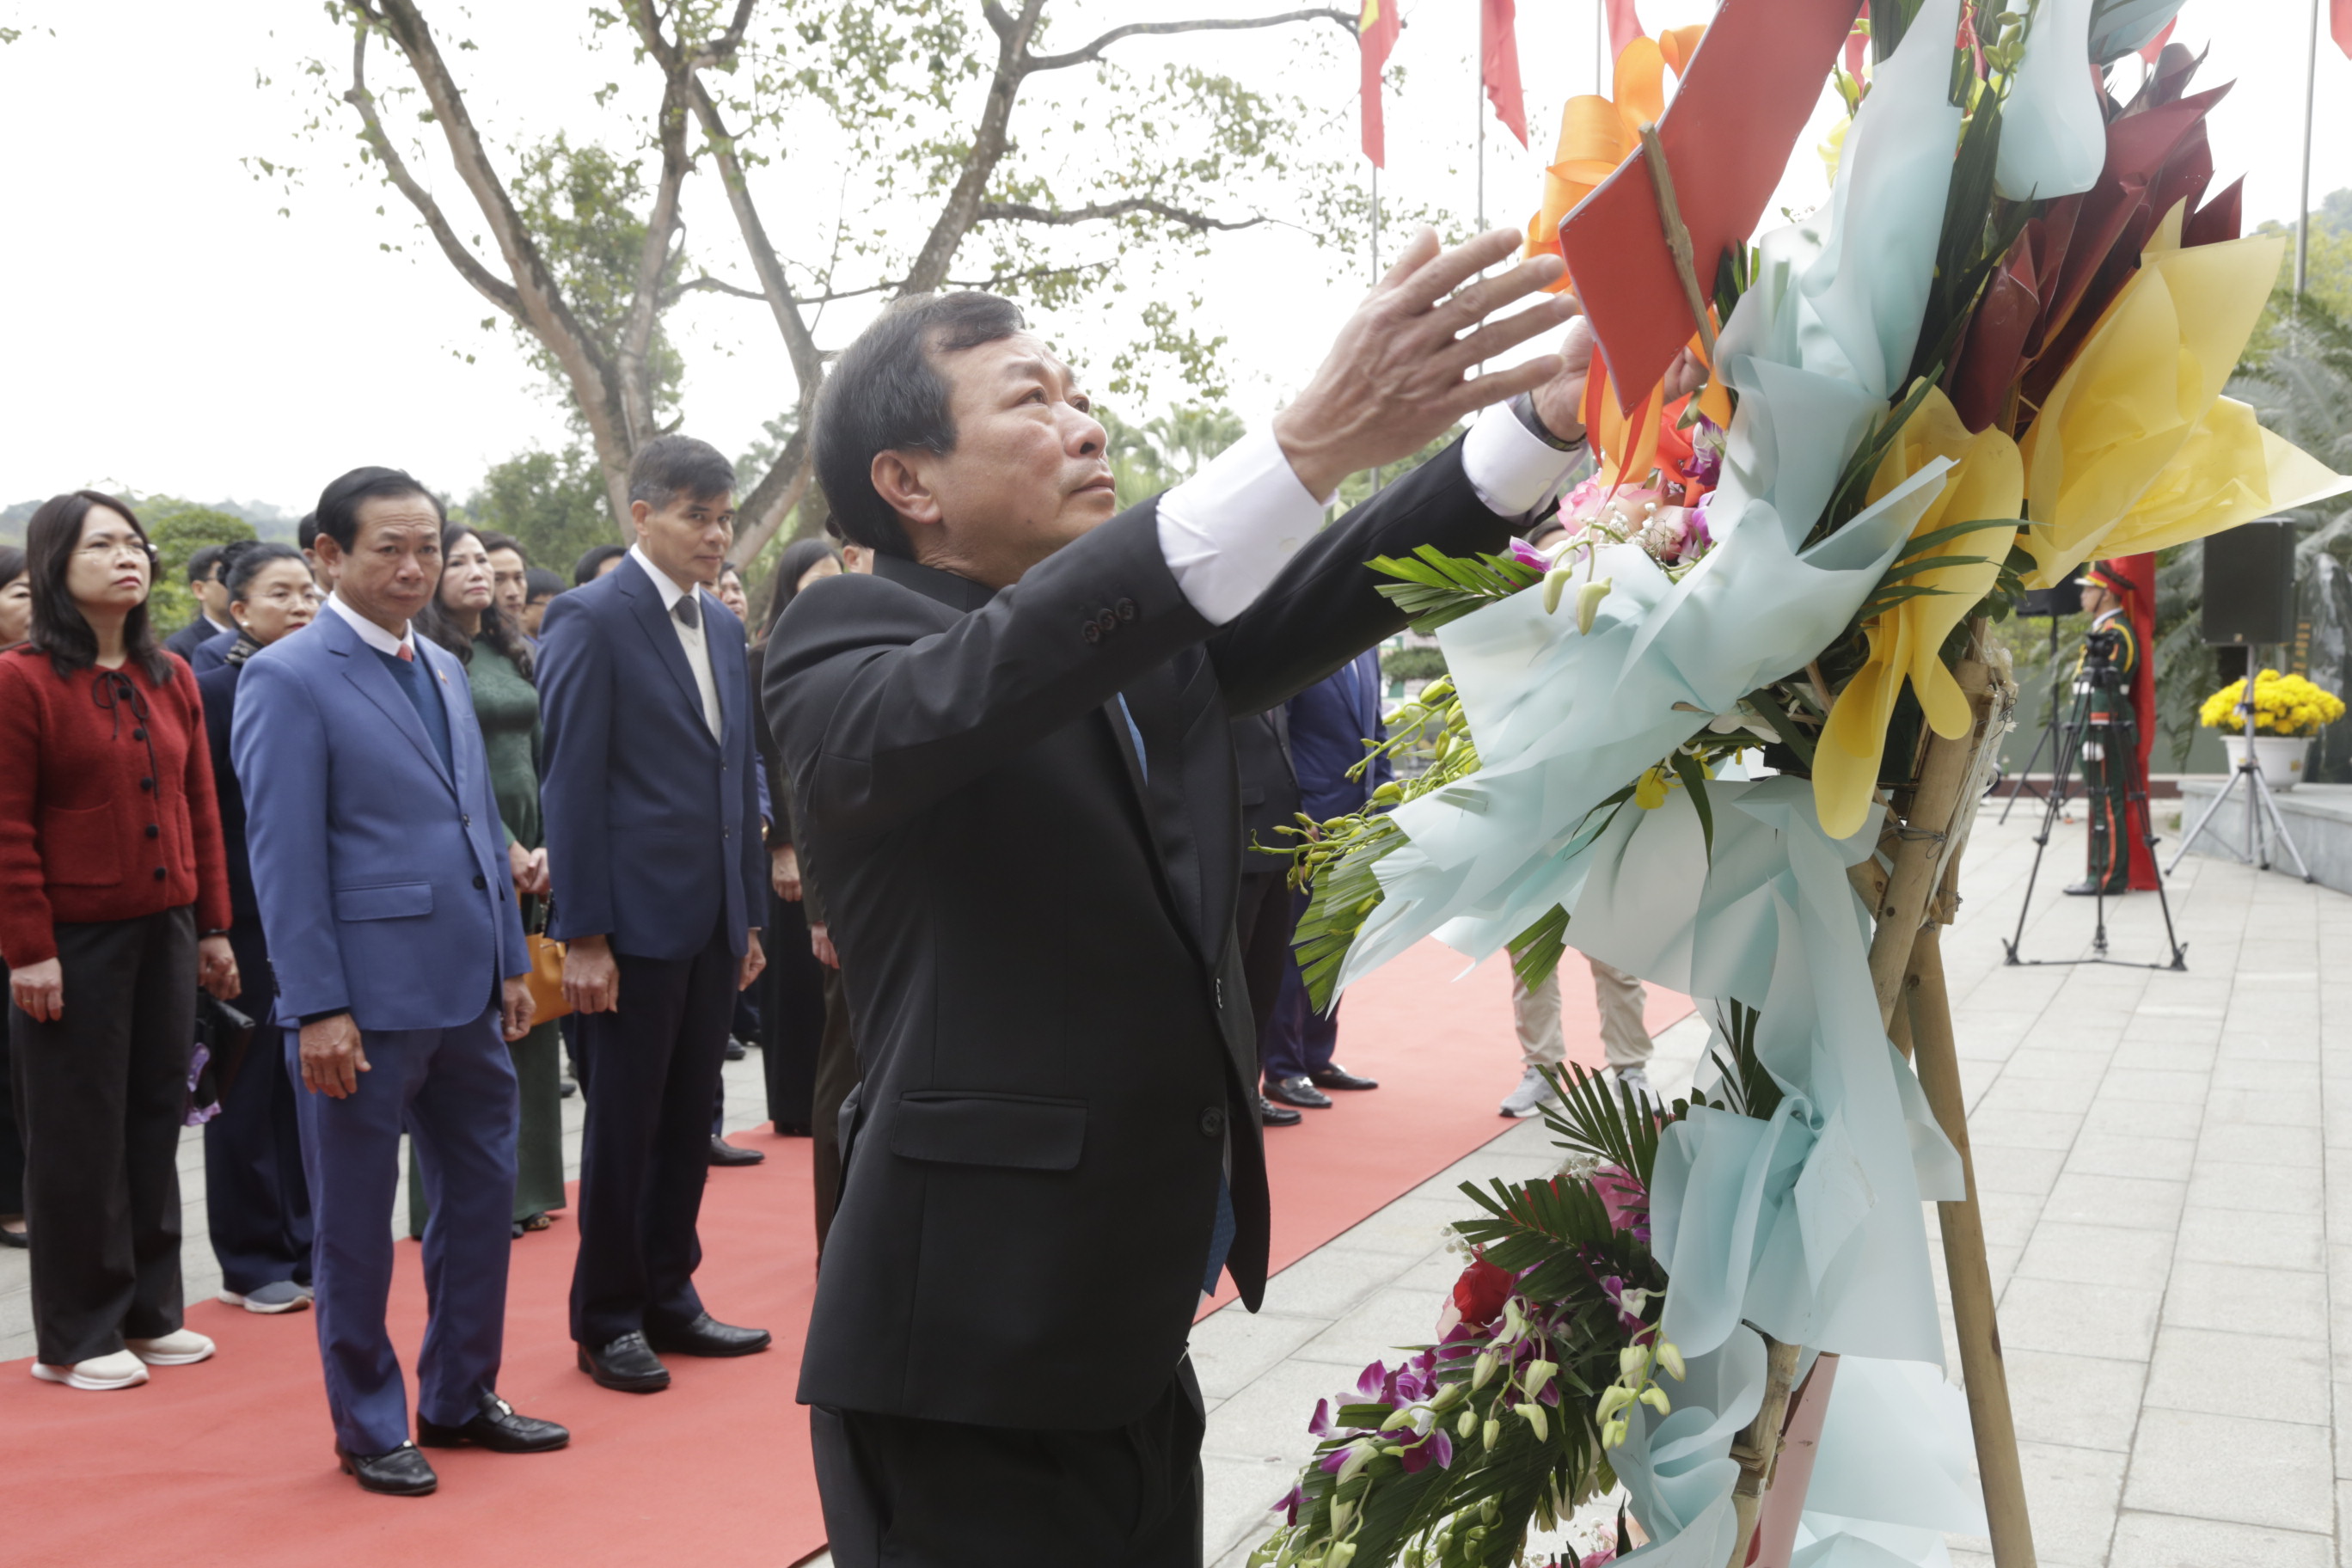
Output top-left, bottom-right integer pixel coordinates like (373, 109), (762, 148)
(1371, 161), (1384, 493)
(2297, 0), (2321, 303)
(1595, 0), (1603, 93)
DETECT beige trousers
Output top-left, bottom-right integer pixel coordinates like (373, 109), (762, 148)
(1512, 954), (1653, 1072)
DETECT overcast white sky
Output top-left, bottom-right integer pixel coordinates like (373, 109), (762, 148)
(0, 0), (2344, 513)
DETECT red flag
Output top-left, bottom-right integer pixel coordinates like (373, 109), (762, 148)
(2116, 554), (2162, 892)
(1482, 0), (1528, 149)
(2136, 19), (2175, 64)
(1605, 0), (1645, 61)
(1359, 0), (1402, 167)
(2335, 0), (2351, 59)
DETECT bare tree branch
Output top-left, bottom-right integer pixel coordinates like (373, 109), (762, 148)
(665, 273), (772, 305)
(616, 3), (702, 449)
(900, 0), (1049, 296)
(340, 21), (522, 319)
(1026, 8), (1357, 73)
(977, 198), (1265, 233)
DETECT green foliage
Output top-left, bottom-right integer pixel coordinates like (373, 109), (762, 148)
(462, 446), (617, 574)
(144, 504), (257, 634)
(1381, 645), (1448, 685)
(1367, 546), (1542, 634)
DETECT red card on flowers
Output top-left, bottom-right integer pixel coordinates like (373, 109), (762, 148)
(1559, 0), (1862, 411)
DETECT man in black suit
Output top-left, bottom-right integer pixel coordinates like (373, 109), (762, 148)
(763, 226), (1599, 1564)
(164, 544), (235, 661)
(1230, 708), (1303, 1128)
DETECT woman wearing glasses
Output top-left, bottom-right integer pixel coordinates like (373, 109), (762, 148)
(0, 493), (241, 1390)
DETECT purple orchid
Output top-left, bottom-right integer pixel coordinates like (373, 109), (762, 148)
(1507, 536), (1551, 573)
(1400, 1427), (1455, 1473)
(1277, 1483), (1304, 1525)
(1308, 1398), (1333, 1437)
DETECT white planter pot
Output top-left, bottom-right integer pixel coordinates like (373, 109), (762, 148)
(2221, 733), (2311, 791)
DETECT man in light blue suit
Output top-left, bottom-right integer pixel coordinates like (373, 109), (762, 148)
(539, 435), (769, 1394)
(235, 467), (567, 1498)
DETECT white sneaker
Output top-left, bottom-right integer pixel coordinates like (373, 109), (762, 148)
(32, 1351), (150, 1390)
(1499, 1065), (1553, 1118)
(1613, 1067), (1657, 1110)
(220, 1281), (311, 1314)
(125, 1329), (216, 1366)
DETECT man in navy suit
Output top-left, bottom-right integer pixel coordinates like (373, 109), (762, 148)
(1261, 647), (1391, 1111)
(235, 467), (568, 1497)
(538, 436), (770, 1393)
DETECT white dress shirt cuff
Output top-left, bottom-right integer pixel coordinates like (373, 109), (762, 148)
(1155, 426), (1329, 627)
(1461, 401), (1588, 520)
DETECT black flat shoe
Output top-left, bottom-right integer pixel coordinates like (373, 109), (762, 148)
(1309, 1065), (1380, 1092)
(418, 1389), (570, 1454)
(337, 1440), (438, 1497)
(1265, 1075), (1332, 1111)
(724, 1038), (747, 1061)
(709, 1136), (766, 1167)
(0, 1221), (26, 1250)
(1259, 1096), (1302, 1127)
(645, 1312), (772, 1358)
(559, 1079), (578, 1099)
(579, 1331), (671, 1393)
(772, 1121), (812, 1137)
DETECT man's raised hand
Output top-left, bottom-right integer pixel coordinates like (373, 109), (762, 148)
(1272, 227), (1577, 499)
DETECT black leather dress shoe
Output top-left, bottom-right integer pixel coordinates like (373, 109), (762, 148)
(418, 1389), (571, 1454)
(646, 1312), (772, 1358)
(337, 1440), (438, 1497)
(724, 1037), (747, 1061)
(709, 1136), (766, 1166)
(1259, 1096), (1302, 1128)
(1309, 1064), (1381, 1092)
(579, 1332), (671, 1393)
(1265, 1075), (1332, 1110)
(773, 1121), (812, 1137)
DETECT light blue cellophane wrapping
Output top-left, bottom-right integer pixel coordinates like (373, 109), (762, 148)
(1325, 2), (2000, 1557)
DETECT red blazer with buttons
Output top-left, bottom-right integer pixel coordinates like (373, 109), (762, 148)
(0, 643), (233, 968)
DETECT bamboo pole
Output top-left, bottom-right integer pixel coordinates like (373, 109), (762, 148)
(1637, 122), (1720, 364)
(1864, 654), (1995, 1028)
(1907, 926), (2037, 1567)
(1724, 1335), (1804, 1568)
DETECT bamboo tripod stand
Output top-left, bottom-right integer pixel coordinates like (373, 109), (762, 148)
(1723, 625), (2037, 1568)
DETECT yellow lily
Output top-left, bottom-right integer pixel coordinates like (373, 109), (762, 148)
(2018, 211), (2349, 586)
(1815, 387), (2023, 839)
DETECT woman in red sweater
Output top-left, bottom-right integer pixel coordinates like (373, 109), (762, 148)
(0, 492), (241, 1392)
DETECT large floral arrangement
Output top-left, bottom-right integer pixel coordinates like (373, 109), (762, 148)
(2198, 669), (2347, 737)
(1261, 1), (2352, 1565)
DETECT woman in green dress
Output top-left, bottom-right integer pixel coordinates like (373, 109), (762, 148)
(409, 522), (567, 1237)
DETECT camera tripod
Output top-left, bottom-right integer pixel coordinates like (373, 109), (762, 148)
(1996, 612), (2068, 822)
(2002, 629), (2188, 971)
(2167, 650), (2317, 882)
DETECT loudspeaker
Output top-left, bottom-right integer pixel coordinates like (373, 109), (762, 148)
(2020, 577), (2080, 618)
(2202, 518), (2298, 646)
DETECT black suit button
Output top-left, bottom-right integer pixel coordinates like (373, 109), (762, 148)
(153, 867), (167, 881)
(139, 777), (154, 791)
(1116, 598), (1136, 622)
(473, 873), (488, 890)
(145, 824), (159, 838)
(1095, 609), (1118, 634)
(132, 727), (147, 741)
(1083, 622), (1101, 645)
(1198, 1106), (1225, 1138)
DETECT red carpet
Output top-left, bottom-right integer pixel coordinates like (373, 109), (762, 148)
(0, 943), (1683, 1566)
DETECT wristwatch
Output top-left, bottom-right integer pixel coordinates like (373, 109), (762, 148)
(1510, 390), (1588, 453)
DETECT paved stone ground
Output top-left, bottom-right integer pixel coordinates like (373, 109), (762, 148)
(7, 797), (2346, 1567)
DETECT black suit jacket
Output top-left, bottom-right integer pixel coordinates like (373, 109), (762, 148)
(1232, 707), (1300, 867)
(763, 440), (1507, 1428)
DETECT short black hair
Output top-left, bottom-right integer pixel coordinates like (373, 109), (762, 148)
(475, 529), (527, 562)
(628, 435), (735, 512)
(187, 543), (226, 585)
(524, 567), (564, 603)
(0, 544), (24, 591)
(297, 511), (320, 551)
(814, 291), (1027, 557)
(225, 542), (306, 603)
(573, 543), (628, 586)
(315, 467), (443, 551)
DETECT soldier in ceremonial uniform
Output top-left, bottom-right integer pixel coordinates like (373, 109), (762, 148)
(2068, 560), (2142, 896)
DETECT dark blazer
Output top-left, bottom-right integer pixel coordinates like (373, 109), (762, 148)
(163, 616), (229, 663)
(537, 554), (764, 960)
(1288, 647), (1393, 823)
(189, 626), (237, 676)
(1232, 707), (1300, 864)
(233, 609), (528, 1030)
(195, 659), (260, 926)
(763, 440), (1507, 1430)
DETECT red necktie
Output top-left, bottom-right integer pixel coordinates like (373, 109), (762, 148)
(397, 644), (413, 663)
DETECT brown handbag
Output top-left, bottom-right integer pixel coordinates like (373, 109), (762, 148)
(524, 908), (571, 1024)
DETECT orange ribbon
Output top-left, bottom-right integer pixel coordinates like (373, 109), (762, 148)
(1525, 25), (1706, 294)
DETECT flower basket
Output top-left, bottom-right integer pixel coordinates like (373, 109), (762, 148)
(2220, 733), (2310, 792)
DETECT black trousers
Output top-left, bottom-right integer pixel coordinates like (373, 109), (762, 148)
(0, 952), (22, 1217)
(763, 889), (824, 1134)
(811, 964), (858, 1255)
(1234, 870), (1295, 1079)
(9, 908), (196, 1364)
(202, 921), (312, 1295)
(568, 916), (738, 1346)
(812, 1357), (1205, 1568)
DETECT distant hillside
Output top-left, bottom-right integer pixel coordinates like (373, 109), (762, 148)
(0, 494), (300, 547)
